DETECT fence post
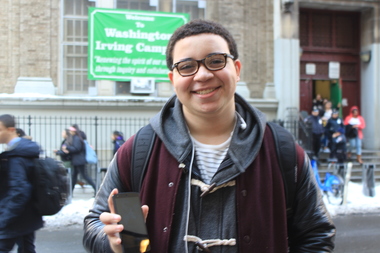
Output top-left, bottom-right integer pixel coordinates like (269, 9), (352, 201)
(94, 116), (98, 152)
(27, 115), (32, 136)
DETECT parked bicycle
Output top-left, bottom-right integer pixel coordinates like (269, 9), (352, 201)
(310, 157), (345, 205)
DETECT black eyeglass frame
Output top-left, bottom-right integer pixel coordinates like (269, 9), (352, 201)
(171, 53), (235, 77)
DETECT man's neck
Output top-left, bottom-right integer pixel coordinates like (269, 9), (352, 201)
(184, 109), (236, 145)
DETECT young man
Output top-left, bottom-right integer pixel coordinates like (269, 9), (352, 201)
(0, 114), (43, 252)
(83, 20), (335, 252)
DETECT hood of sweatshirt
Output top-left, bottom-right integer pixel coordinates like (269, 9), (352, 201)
(150, 93), (267, 175)
(349, 106), (360, 116)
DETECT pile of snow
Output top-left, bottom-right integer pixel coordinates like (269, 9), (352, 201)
(43, 198), (94, 229)
(324, 181), (380, 216)
(42, 182), (380, 230)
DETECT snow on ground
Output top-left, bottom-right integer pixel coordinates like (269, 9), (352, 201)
(324, 182), (380, 216)
(42, 182), (380, 229)
(43, 198), (94, 229)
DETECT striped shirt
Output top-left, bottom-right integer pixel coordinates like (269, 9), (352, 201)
(191, 135), (232, 184)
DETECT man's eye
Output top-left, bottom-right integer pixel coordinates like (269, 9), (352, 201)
(207, 56), (225, 67)
(178, 61), (196, 71)
(209, 59), (224, 65)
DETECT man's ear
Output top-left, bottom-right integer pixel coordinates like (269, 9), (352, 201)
(234, 60), (242, 82)
(168, 71), (176, 92)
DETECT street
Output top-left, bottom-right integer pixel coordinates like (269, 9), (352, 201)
(23, 213), (380, 252)
(333, 213), (380, 253)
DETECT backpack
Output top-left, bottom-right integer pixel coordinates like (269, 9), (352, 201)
(4, 155), (69, 216)
(84, 140), (98, 164)
(130, 122), (297, 217)
(31, 156), (69, 215)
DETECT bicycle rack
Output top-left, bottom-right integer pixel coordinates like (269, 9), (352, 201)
(327, 162), (347, 179)
(363, 163), (376, 197)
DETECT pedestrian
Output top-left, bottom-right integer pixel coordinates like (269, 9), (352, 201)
(304, 107), (325, 158)
(83, 19), (335, 252)
(72, 123), (87, 140)
(312, 94), (324, 114)
(325, 110), (346, 162)
(62, 126), (96, 193)
(16, 128), (32, 140)
(54, 128), (72, 169)
(111, 131), (125, 155)
(0, 114), (43, 253)
(344, 106), (366, 164)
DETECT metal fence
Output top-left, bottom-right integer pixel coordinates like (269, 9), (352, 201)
(2, 116), (151, 169)
(3, 114), (312, 189)
(5, 115), (313, 164)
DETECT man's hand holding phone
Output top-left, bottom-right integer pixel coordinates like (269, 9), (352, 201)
(99, 188), (149, 253)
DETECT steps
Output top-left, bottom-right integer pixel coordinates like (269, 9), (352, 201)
(316, 150), (380, 183)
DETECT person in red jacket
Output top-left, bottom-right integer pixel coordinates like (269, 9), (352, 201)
(344, 106), (366, 164)
(83, 19), (335, 253)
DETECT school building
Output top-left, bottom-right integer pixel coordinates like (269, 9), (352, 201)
(1, 0), (379, 150)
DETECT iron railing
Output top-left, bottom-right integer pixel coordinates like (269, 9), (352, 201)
(3, 114), (313, 188)
(2, 116), (150, 169)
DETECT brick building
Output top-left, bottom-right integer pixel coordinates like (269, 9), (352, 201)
(1, 0), (380, 149)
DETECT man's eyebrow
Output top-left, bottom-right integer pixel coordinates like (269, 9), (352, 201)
(175, 52), (225, 63)
(175, 57), (194, 63)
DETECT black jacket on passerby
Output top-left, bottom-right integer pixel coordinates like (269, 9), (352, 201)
(65, 135), (86, 166)
(305, 113), (325, 157)
(305, 114), (324, 135)
(325, 116), (345, 139)
(0, 138), (43, 240)
(325, 115), (346, 161)
(55, 139), (71, 162)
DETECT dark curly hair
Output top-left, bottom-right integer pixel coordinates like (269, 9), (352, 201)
(166, 19), (239, 70)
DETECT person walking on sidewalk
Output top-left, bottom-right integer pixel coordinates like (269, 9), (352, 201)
(0, 114), (43, 253)
(62, 126), (96, 194)
(344, 106), (366, 164)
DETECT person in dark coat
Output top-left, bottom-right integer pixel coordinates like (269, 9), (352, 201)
(325, 110), (346, 161)
(0, 114), (43, 253)
(111, 131), (125, 155)
(72, 124), (87, 140)
(304, 107), (325, 158)
(54, 128), (72, 168)
(62, 126), (96, 193)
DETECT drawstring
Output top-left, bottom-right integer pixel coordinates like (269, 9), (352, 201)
(236, 111), (247, 130)
(184, 235), (236, 252)
(184, 143), (195, 253)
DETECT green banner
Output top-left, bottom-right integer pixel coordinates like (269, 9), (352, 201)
(88, 7), (188, 81)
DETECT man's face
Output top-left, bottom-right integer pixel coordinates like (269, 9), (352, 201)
(168, 34), (241, 118)
(0, 122), (13, 144)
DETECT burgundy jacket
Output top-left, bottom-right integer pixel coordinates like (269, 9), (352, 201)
(83, 125), (335, 252)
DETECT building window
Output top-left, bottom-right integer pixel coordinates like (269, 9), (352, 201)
(117, 0), (156, 10)
(62, 0), (95, 94)
(176, 0), (205, 20)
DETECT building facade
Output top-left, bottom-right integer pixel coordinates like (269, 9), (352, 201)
(1, 0), (379, 149)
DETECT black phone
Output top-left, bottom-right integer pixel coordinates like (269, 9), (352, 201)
(112, 192), (150, 252)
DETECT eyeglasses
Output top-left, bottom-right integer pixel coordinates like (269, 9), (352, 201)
(171, 53), (234, 77)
